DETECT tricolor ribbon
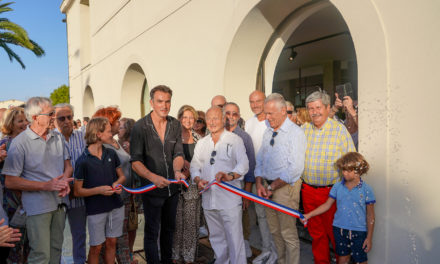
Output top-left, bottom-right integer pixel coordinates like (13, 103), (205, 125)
(199, 180), (307, 226)
(114, 179), (189, 194)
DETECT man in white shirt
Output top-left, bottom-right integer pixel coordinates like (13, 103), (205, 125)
(255, 93), (306, 264)
(191, 106), (249, 264)
(245, 90), (277, 262)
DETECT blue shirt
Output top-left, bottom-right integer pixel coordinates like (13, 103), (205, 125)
(255, 118), (306, 185)
(330, 179), (376, 232)
(232, 126), (255, 183)
(75, 146), (123, 216)
(55, 128), (87, 208)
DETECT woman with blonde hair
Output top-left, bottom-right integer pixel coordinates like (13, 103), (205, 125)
(296, 107), (311, 126)
(172, 105), (201, 264)
(0, 107), (29, 263)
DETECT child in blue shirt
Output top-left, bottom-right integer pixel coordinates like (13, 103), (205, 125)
(302, 152), (376, 264)
(74, 117), (126, 264)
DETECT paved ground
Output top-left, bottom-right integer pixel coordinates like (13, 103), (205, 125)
(62, 214), (324, 264)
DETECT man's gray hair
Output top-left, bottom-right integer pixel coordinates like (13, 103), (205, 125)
(264, 93), (286, 110)
(223, 102), (240, 115)
(305, 89), (331, 107)
(54, 103), (74, 115)
(25, 97), (52, 122)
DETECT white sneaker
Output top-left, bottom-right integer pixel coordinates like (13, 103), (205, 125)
(252, 251), (271, 264)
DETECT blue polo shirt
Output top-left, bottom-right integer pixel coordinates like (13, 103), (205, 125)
(74, 146), (123, 216)
(329, 179), (376, 232)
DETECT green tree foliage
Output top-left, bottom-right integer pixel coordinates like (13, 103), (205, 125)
(50, 85), (70, 105)
(0, 0), (45, 68)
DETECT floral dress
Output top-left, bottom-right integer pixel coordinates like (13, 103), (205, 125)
(172, 130), (202, 263)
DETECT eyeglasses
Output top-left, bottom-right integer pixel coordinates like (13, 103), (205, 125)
(196, 119), (205, 124)
(210, 150), (217, 165)
(287, 110), (293, 114)
(56, 115), (73, 122)
(270, 131), (278, 146)
(225, 111), (239, 117)
(39, 111), (55, 117)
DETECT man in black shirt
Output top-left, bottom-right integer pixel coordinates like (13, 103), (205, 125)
(130, 85), (185, 264)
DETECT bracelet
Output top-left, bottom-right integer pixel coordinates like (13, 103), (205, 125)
(228, 172), (235, 180)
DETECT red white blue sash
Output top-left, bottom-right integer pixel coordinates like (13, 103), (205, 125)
(115, 179), (189, 194)
(200, 180), (307, 225)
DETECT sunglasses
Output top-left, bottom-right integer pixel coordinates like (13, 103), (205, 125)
(39, 111), (55, 117)
(196, 119), (205, 124)
(210, 150), (217, 165)
(287, 110), (293, 114)
(270, 131), (278, 146)
(225, 111), (239, 117)
(56, 115), (73, 122)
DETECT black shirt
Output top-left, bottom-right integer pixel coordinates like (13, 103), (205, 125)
(130, 112), (184, 197)
(75, 146), (123, 215)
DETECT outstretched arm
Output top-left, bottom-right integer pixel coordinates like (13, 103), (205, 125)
(302, 197), (335, 223)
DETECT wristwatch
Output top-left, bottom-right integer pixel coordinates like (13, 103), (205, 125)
(228, 172), (235, 180)
(267, 184), (273, 191)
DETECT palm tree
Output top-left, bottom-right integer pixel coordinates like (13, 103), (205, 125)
(0, 0), (45, 69)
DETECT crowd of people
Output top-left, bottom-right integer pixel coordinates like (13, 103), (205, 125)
(0, 85), (374, 264)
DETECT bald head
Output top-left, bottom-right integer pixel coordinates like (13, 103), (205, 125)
(211, 95), (227, 108)
(206, 106), (224, 134)
(249, 90), (266, 115)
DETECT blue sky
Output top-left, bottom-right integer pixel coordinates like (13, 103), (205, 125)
(0, 0), (67, 102)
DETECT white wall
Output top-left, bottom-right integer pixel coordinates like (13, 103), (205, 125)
(62, 0), (440, 262)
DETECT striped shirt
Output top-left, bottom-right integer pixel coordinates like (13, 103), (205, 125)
(302, 118), (355, 186)
(56, 128), (86, 208)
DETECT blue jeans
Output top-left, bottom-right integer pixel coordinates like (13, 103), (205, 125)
(142, 193), (179, 264)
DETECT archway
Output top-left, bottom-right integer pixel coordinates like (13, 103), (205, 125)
(121, 63), (149, 119)
(82, 85), (95, 118)
(223, 0), (388, 262)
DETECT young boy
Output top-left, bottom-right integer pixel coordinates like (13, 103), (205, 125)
(302, 152), (376, 264)
(74, 117), (126, 264)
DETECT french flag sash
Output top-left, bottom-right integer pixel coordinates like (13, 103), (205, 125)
(199, 180), (307, 225)
(114, 179), (189, 194)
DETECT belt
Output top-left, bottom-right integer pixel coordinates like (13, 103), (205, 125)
(302, 182), (333, 189)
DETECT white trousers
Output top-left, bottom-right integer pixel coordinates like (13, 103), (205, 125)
(204, 206), (247, 264)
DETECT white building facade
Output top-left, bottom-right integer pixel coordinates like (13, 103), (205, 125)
(61, 0), (440, 262)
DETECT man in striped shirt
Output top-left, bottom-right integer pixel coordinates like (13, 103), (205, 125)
(301, 90), (355, 264)
(54, 103), (87, 264)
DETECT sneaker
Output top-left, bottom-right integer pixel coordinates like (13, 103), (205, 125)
(245, 240), (252, 258)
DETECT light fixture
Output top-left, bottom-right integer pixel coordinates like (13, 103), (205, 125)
(289, 48), (297, 62)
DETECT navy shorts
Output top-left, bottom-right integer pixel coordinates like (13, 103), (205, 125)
(333, 226), (368, 263)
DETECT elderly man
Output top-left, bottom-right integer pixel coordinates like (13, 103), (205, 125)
(223, 102), (255, 256)
(255, 93), (306, 264)
(54, 103), (87, 264)
(302, 90), (355, 264)
(2, 97), (73, 264)
(211, 95), (227, 108)
(131, 85), (186, 264)
(191, 106), (249, 264)
(245, 90), (277, 262)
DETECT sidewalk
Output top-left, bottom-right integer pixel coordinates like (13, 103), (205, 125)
(62, 214), (319, 264)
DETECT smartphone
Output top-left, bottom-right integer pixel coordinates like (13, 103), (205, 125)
(336, 83), (354, 100)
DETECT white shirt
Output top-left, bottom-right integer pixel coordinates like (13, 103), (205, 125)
(190, 130), (249, 210)
(245, 115), (269, 157)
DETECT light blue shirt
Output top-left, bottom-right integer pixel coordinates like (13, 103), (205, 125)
(1, 127), (70, 216)
(255, 117), (306, 185)
(330, 179), (376, 232)
(56, 128), (86, 208)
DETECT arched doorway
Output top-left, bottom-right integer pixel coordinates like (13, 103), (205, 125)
(83, 85), (95, 118)
(272, 5), (356, 107)
(224, 0), (388, 262)
(121, 63), (149, 119)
